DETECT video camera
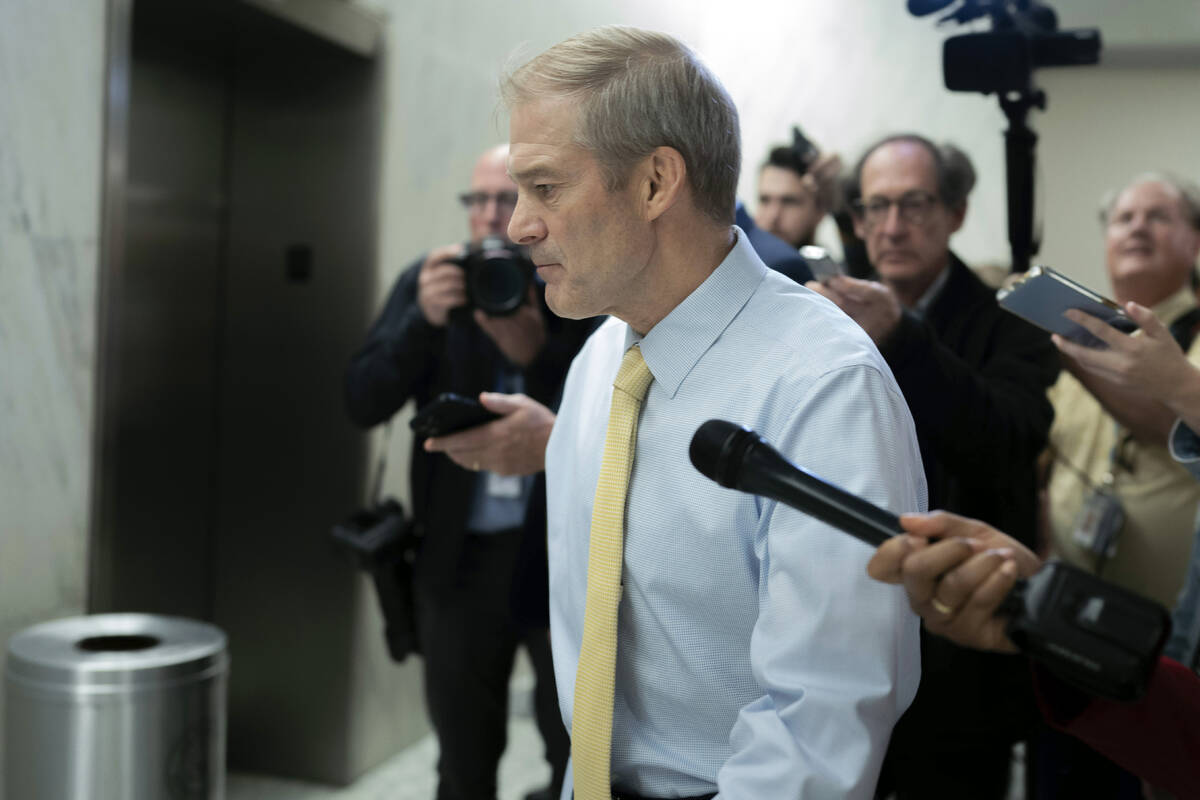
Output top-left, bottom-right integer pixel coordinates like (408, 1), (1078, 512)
(909, 0), (1099, 94)
(908, 0), (1101, 274)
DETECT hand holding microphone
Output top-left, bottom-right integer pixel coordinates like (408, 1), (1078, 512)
(689, 419), (1170, 700)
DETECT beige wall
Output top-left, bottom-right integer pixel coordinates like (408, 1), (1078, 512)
(1038, 64), (1200, 292)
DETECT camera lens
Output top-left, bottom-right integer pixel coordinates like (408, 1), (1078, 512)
(467, 238), (531, 316)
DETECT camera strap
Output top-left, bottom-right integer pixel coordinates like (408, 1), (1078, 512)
(1056, 424), (1132, 573)
(369, 421), (392, 507)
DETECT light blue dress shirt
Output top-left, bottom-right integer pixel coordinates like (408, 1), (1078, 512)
(546, 230), (926, 799)
(1167, 419), (1200, 668)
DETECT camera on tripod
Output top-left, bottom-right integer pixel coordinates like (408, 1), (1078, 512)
(453, 236), (535, 317)
(908, 0), (1102, 273)
(910, 0), (1100, 94)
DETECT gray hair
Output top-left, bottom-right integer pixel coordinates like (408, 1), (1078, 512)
(1099, 172), (1200, 231)
(851, 134), (976, 212)
(499, 26), (740, 225)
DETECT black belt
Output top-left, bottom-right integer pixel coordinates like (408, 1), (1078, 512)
(610, 793), (716, 800)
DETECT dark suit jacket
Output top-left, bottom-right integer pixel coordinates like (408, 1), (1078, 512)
(345, 256), (597, 614)
(879, 254), (1060, 751)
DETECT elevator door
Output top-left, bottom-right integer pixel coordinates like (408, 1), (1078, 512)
(93, 0), (414, 783)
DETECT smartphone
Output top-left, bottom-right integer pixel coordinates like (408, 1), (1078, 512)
(996, 265), (1137, 348)
(800, 245), (844, 282)
(409, 392), (500, 438)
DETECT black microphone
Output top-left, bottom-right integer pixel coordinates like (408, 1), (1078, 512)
(690, 418), (1171, 701)
(907, 0), (957, 17)
(689, 419), (902, 547)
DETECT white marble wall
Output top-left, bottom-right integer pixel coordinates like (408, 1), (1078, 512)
(0, 0), (106, 787)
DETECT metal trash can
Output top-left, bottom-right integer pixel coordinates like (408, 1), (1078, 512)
(5, 613), (228, 800)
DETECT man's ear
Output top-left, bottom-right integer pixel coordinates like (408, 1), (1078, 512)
(852, 213), (867, 240)
(1186, 227), (1200, 265)
(640, 146), (687, 222)
(947, 201), (967, 235)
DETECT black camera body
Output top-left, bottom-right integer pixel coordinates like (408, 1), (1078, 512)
(944, 27), (1100, 94)
(330, 498), (422, 662)
(1002, 560), (1171, 701)
(454, 236), (534, 317)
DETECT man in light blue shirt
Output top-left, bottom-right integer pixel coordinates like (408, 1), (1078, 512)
(430, 26), (925, 799)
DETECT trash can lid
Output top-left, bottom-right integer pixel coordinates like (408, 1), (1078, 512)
(5, 614), (228, 692)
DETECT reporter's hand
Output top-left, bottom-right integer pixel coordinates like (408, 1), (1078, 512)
(1054, 303), (1200, 421)
(805, 275), (902, 345)
(417, 244), (467, 327)
(475, 286), (547, 367)
(423, 392), (554, 476)
(867, 511), (1042, 654)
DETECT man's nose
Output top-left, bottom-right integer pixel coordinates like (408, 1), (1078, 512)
(507, 195), (546, 245)
(1128, 211), (1152, 234)
(879, 203), (906, 236)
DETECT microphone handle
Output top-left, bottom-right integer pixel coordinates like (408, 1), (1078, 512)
(737, 440), (903, 547)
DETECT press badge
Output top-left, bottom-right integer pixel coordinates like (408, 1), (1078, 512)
(1071, 486), (1125, 557)
(486, 472), (523, 499)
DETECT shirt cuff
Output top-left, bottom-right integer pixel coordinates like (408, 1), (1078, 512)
(1169, 419), (1200, 480)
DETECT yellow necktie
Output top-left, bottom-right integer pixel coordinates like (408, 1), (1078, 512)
(572, 345), (654, 800)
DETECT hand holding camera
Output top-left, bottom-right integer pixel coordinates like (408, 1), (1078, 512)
(417, 243), (471, 327)
(417, 238), (545, 365)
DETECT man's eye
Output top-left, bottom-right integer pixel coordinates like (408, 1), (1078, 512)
(536, 184), (556, 198)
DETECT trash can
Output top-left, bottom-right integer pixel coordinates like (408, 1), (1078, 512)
(5, 613), (228, 800)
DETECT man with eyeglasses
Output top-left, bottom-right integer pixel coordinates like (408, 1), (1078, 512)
(808, 134), (1059, 799)
(346, 144), (595, 800)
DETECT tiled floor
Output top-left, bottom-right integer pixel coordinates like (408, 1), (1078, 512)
(227, 655), (552, 800)
(227, 716), (551, 800)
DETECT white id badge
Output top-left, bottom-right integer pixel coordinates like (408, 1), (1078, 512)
(1071, 487), (1125, 557)
(486, 472), (522, 499)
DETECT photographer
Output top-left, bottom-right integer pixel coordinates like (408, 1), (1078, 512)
(753, 126), (841, 251)
(344, 144), (595, 800)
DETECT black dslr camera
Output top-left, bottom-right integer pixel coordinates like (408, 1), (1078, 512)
(454, 236), (534, 317)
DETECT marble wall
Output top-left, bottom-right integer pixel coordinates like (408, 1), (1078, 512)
(0, 1), (105, 784)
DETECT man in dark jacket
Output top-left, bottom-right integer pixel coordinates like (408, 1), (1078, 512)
(345, 145), (595, 800)
(808, 134), (1060, 799)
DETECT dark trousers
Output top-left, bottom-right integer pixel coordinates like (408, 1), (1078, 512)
(417, 529), (569, 800)
(875, 634), (1033, 800)
(1027, 724), (1142, 800)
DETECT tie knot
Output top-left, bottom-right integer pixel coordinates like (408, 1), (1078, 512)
(614, 345), (654, 401)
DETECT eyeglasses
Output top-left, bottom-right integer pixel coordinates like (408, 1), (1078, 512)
(851, 191), (940, 228)
(458, 191), (519, 212)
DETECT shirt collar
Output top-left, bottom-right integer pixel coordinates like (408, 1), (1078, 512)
(622, 226), (767, 398)
(1151, 282), (1199, 326)
(910, 263), (952, 319)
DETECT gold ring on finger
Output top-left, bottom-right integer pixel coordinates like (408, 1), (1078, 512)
(930, 597), (955, 616)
